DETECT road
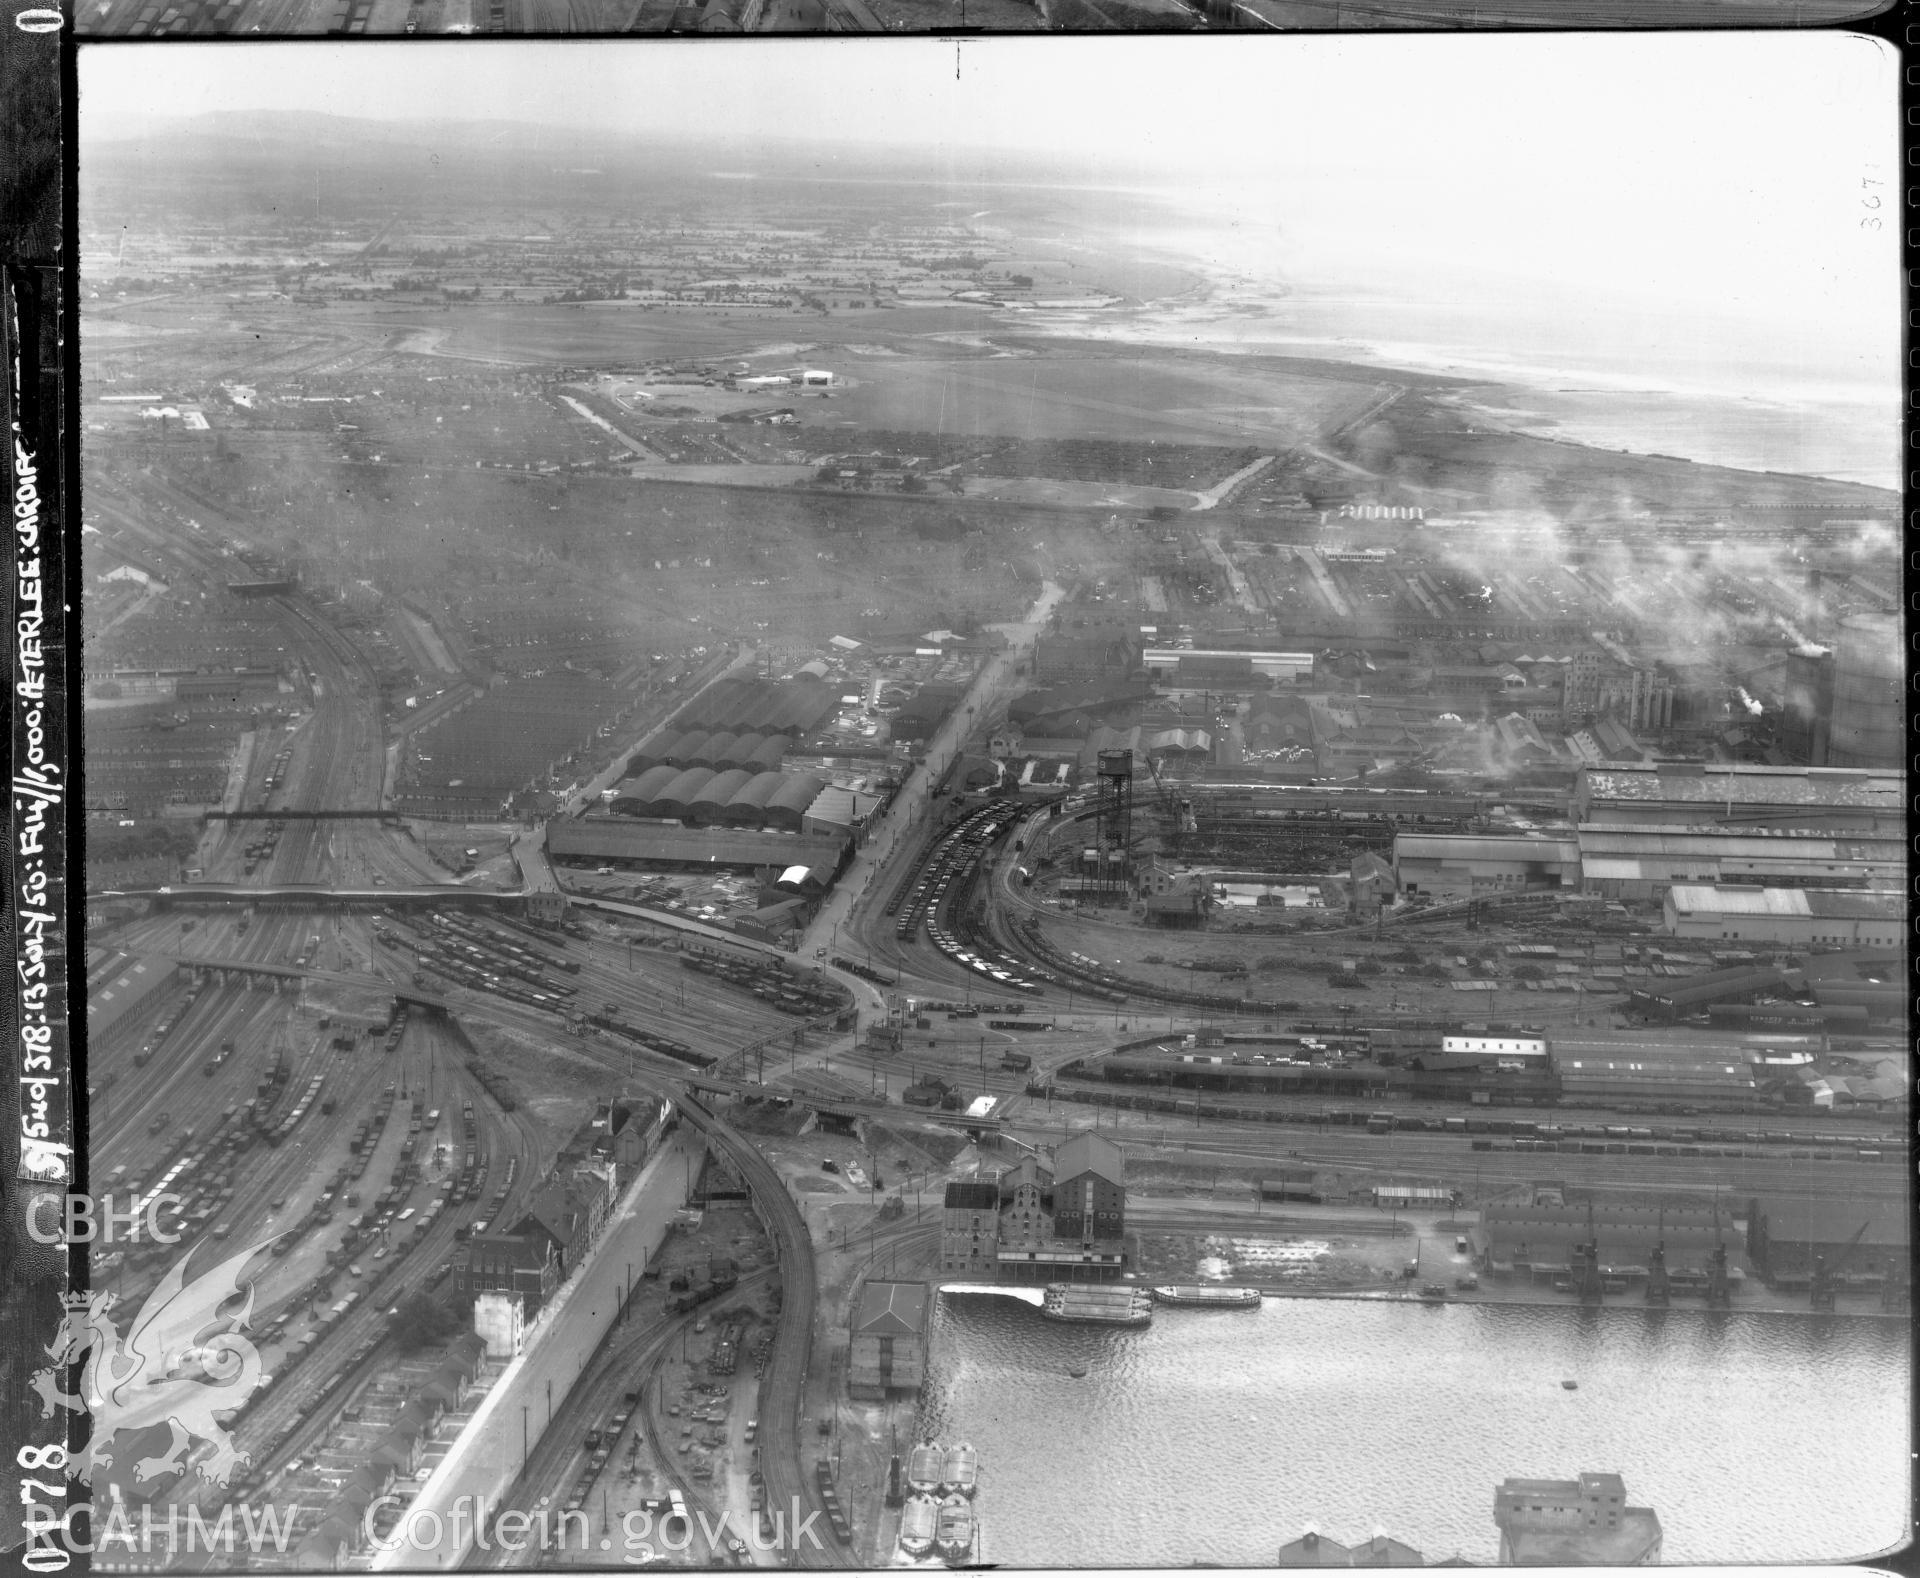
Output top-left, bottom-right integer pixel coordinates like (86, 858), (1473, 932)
(372, 1128), (705, 1569)
(797, 578), (1065, 963)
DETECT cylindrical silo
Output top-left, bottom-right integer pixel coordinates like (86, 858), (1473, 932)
(1826, 614), (1901, 768)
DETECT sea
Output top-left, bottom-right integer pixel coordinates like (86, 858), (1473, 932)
(1013, 211), (1901, 492)
(915, 1288), (1910, 1567)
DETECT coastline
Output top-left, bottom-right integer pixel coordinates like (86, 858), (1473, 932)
(1008, 257), (1900, 494)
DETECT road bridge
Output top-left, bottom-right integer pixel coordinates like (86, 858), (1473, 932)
(204, 808), (401, 821)
(161, 954), (461, 1016)
(683, 1066), (1009, 1142)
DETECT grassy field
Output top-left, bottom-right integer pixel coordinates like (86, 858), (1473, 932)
(823, 350), (1388, 447)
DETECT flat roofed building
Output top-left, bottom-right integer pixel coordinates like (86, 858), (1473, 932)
(847, 1279), (929, 1399)
(804, 783), (885, 840)
(1662, 884), (1904, 948)
(1553, 1039), (1759, 1103)
(1143, 647), (1313, 683)
(1441, 1035), (1548, 1062)
(1575, 825), (1902, 900)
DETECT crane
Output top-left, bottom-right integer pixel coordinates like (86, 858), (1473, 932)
(1144, 751), (1197, 851)
(1809, 1220), (1871, 1311)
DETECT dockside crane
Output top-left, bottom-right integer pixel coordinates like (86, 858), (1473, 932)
(1645, 1205), (1670, 1307)
(1569, 1199), (1604, 1305)
(1809, 1221), (1870, 1312)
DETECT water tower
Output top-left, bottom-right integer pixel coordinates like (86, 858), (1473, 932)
(1826, 613), (1901, 768)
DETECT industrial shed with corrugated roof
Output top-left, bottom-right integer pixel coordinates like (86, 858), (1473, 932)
(765, 772), (828, 832)
(614, 763), (680, 814)
(653, 766), (716, 820)
(687, 768), (754, 826)
(663, 731), (712, 768)
(721, 770), (788, 827)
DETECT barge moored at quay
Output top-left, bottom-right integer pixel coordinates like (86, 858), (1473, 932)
(942, 1441), (978, 1497)
(908, 1442), (945, 1495)
(1153, 1285), (1263, 1309)
(1042, 1282), (1154, 1326)
(936, 1493), (976, 1563)
(899, 1494), (939, 1558)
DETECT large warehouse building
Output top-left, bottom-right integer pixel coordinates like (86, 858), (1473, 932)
(1479, 1188), (1739, 1284)
(1576, 827), (1903, 902)
(608, 767), (828, 833)
(546, 816), (851, 877)
(1661, 885), (1905, 949)
(1392, 834), (1582, 901)
(1573, 763), (1902, 835)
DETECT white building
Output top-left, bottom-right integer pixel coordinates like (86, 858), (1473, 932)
(473, 1291), (526, 1359)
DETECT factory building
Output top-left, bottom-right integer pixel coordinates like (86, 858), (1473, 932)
(1661, 885), (1904, 948)
(1572, 763), (1902, 835)
(1142, 647), (1313, 685)
(545, 816), (851, 876)
(720, 771), (787, 827)
(802, 783), (886, 842)
(1625, 962), (1794, 1023)
(687, 769), (754, 826)
(1391, 834), (1581, 901)
(1798, 949), (1904, 1023)
(1551, 1040), (1761, 1106)
(664, 675), (841, 739)
(1575, 826), (1902, 902)
(846, 1279), (928, 1400)
(603, 766), (831, 833)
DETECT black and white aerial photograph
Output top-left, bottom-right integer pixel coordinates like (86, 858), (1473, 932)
(69, 35), (1906, 1573)
(64, 0), (1901, 47)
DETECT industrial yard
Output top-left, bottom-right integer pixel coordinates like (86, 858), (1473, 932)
(60, 70), (1906, 1578)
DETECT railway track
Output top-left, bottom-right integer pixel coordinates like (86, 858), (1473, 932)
(673, 1093), (850, 1570)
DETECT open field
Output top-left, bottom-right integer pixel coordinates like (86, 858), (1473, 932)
(822, 351), (1391, 446)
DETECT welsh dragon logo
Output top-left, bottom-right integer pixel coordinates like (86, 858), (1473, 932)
(30, 1237), (276, 1488)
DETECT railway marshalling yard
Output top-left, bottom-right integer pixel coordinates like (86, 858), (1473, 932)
(78, 145), (1907, 1568)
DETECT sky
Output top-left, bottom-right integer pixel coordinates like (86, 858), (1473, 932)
(82, 35), (1899, 375)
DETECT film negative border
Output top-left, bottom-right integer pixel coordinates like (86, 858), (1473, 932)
(3, 2), (76, 1566)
